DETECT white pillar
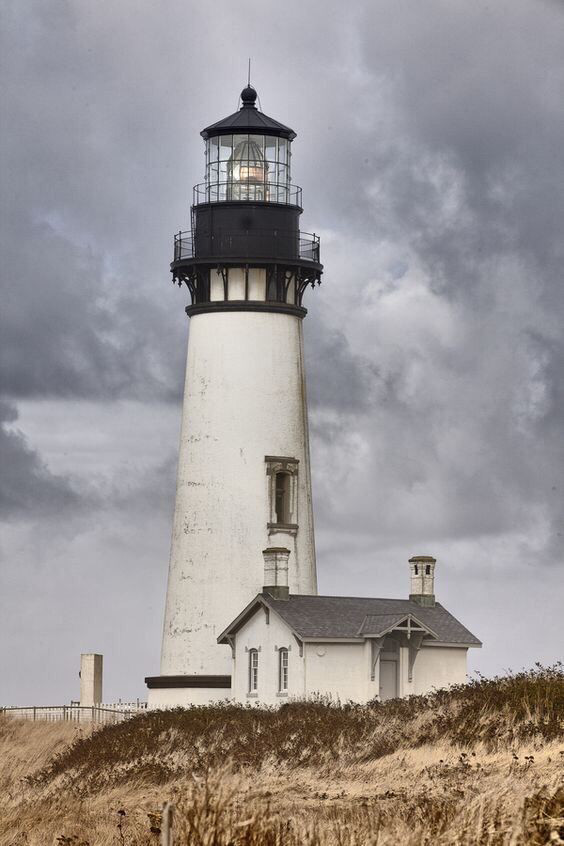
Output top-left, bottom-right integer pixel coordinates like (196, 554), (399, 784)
(80, 653), (103, 706)
(151, 310), (317, 706)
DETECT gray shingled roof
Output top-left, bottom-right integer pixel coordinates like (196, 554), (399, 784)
(260, 595), (481, 645)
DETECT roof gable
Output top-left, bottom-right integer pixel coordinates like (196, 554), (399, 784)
(357, 612), (439, 640)
(216, 595), (272, 644)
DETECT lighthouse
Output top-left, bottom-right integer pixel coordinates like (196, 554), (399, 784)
(146, 85), (323, 706)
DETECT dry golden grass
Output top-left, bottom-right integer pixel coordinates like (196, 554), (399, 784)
(1, 666), (563, 845)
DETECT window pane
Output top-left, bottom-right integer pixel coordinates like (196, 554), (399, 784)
(279, 649), (288, 691)
(278, 138), (287, 168)
(275, 473), (289, 522)
(249, 650), (258, 692)
(219, 134), (232, 162)
(265, 135), (276, 162)
(209, 161), (219, 185)
(229, 134), (247, 185)
(252, 133), (264, 156)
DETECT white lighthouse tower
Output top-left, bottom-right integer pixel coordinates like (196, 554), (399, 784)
(146, 85), (323, 706)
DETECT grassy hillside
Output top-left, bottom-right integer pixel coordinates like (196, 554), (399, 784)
(1, 665), (562, 845)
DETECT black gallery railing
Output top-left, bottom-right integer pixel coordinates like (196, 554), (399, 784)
(193, 181), (302, 207)
(173, 230), (320, 264)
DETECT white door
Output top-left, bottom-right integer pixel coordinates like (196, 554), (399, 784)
(379, 660), (398, 701)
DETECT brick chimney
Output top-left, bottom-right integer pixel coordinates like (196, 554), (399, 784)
(409, 555), (436, 607)
(262, 547), (290, 600)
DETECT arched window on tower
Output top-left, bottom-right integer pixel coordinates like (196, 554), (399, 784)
(275, 472), (290, 524)
(278, 648), (289, 693)
(248, 649), (259, 693)
(265, 456), (298, 533)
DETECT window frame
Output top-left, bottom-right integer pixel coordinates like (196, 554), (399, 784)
(265, 456), (299, 533)
(278, 647), (289, 693)
(248, 649), (259, 693)
(275, 471), (291, 524)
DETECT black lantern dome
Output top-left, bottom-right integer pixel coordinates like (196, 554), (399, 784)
(171, 86), (321, 318)
(200, 86), (296, 141)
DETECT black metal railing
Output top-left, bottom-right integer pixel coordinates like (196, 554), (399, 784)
(173, 229), (320, 264)
(193, 181), (302, 207)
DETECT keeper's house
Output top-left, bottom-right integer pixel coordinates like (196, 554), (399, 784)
(218, 551), (481, 705)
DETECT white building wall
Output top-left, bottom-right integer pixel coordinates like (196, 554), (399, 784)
(148, 687), (232, 708)
(228, 614), (471, 707)
(411, 646), (468, 695)
(159, 311), (317, 693)
(304, 641), (369, 703)
(232, 604), (305, 705)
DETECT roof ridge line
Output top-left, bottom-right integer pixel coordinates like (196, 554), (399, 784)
(269, 593), (442, 605)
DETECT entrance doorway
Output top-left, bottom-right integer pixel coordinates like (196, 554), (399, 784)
(379, 660), (398, 701)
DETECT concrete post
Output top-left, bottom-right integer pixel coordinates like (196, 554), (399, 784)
(80, 653), (103, 707)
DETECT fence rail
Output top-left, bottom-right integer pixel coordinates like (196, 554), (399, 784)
(173, 229), (320, 264)
(193, 180), (302, 206)
(0, 704), (146, 723)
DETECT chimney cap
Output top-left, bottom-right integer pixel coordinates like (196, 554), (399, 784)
(409, 555), (436, 562)
(262, 547), (291, 554)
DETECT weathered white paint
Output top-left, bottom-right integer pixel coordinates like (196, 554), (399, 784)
(155, 310), (316, 706)
(411, 645), (468, 694)
(229, 608), (469, 706)
(409, 555), (436, 599)
(80, 653), (102, 706)
(148, 687), (232, 708)
(305, 640), (375, 702)
(263, 547), (290, 592)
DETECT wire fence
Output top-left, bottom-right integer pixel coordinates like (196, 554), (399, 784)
(0, 703), (147, 723)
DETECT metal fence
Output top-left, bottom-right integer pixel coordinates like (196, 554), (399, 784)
(173, 229), (320, 264)
(0, 704), (146, 723)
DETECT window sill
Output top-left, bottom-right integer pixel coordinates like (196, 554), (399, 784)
(246, 692), (258, 699)
(276, 691), (289, 697)
(268, 522), (298, 537)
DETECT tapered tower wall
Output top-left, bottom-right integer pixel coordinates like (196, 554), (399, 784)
(154, 309), (316, 696)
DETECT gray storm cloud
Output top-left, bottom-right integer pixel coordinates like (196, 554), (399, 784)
(1, 0), (562, 704)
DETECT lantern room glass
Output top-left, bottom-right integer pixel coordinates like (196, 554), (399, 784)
(204, 134), (292, 203)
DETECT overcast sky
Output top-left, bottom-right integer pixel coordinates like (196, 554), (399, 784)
(1, 0), (563, 705)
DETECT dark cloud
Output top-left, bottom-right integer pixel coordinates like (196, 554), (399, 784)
(0, 400), (80, 518)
